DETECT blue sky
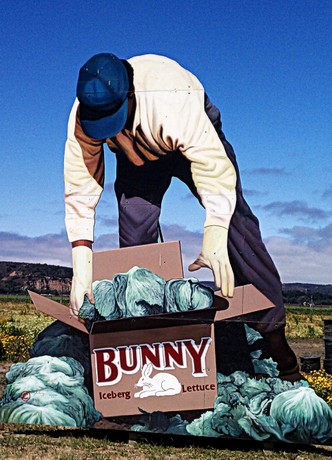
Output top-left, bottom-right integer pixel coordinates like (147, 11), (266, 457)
(1, 0), (331, 284)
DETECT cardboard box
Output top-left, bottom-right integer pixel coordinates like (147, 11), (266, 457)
(29, 241), (274, 418)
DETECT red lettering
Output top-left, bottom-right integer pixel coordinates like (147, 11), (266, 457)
(119, 346), (139, 371)
(163, 341), (185, 368)
(95, 349), (118, 384)
(94, 336), (212, 386)
(141, 343), (161, 367)
(183, 338), (211, 376)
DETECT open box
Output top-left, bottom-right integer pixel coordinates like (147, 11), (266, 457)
(29, 241), (274, 419)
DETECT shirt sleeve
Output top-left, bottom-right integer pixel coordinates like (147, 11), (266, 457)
(153, 89), (237, 229)
(64, 99), (105, 242)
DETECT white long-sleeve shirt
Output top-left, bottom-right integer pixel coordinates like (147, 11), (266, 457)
(64, 54), (237, 243)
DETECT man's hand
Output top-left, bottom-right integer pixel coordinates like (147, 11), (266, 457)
(188, 225), (234, 297)
(70, 245), (94, 316)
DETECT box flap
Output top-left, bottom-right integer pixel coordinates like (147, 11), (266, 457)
(93, 241), (183, 281)
(214, 284), (274, 321)
(28, 241), (184, 333)
(29, 237), (274, 334)
(29, 284), (273, 334)
(28, 290), (88, 334)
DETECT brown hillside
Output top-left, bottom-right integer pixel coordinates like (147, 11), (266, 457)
(0, 261), (72, 294)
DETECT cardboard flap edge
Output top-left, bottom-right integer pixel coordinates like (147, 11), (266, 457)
(214, 284), (275, 321)
(28, 290), (88, 334)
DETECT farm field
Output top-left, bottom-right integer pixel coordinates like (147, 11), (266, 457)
(0, 297), (331, 459)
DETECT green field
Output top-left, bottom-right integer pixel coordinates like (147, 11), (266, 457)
(285, 305), (332, 339)
(0, 296), (331, 361)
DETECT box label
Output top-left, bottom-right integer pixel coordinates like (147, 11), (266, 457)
(91, 324), (217, 417)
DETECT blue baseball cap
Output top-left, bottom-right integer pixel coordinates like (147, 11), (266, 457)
(76, 53), (129, 139)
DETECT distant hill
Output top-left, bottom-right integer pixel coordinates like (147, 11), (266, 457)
(203, 280), (332, 305)
(282, 283), (332, 294)
(0, 261), (72, 295)
(0, 261), (331, 304)
(281, 282), (332, 305)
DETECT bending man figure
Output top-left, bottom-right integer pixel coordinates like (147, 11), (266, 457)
(65, 53), (301, 380)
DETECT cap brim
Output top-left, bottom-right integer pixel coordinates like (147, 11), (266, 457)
(80, 97), (128, 139)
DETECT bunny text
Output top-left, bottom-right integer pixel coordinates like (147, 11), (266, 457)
(94, 337), (212, 386)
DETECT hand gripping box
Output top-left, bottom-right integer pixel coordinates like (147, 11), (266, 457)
(29, 241), (274, 418)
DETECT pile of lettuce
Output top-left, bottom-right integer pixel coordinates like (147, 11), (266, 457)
(132, 326), (332, 444)
(0, 355), (101, 427)
(186, 374), (332, 443)
(78, 266), (214, 323)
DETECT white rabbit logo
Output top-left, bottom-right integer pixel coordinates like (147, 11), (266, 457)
(134, 363), (182, 398)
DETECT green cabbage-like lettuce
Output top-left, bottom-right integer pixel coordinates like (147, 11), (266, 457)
(6, 356), (84, 383)
(92, 279), (120, 320)
(124, 266), (166, 316)
(186, 411), (218, 437)
(164, 278), (213, 312)
(269, 387), (332, 443)
(0, 400), (77, 426)
(79, 268), (213, 321)
(0, 356), (101, 428)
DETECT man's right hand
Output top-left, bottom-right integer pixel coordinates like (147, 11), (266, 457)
(188, 225), (234, 297)
(70, 244), (94, 316)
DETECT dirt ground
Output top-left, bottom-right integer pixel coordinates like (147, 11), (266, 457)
(289, 337), (325, 361)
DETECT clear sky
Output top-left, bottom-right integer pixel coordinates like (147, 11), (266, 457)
(1, 0), (331, 284)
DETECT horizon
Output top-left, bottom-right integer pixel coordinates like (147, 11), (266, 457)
(1, 258), (331, 288)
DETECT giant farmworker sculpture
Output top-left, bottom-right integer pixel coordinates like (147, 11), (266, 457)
(64, 52), (301, 381)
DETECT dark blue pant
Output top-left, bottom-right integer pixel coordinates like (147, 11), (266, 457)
(114, 96), (286, 334)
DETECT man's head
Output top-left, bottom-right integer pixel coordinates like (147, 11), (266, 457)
(76, 53), (129, 139)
